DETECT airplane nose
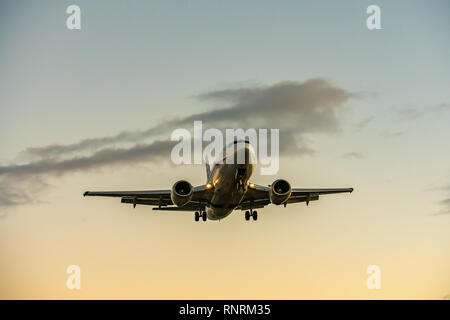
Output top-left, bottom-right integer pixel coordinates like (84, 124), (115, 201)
(226, 140), (256, 165)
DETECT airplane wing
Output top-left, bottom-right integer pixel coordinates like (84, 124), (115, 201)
(239, 184), (353, 209)
(84, 184), (352, 211)
(83, 185), (212, 211)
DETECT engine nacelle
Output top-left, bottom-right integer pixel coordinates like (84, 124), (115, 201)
(269, 179), (291, 205)
(171, 180), (194, 207)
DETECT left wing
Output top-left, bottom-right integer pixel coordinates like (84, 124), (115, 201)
(239, 184), (353, 209)
(83, 185), (212, 211)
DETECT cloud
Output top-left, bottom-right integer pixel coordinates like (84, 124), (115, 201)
(432, 184), (450, 216)
(193, 79), (354, 132)
(396, 103), (450, 120)
(19, 121), (175, 160)
(0, 140), (175, 209)
(444, 294), (450, 300)
(1, 140), (174, 178)
(353, 116), (374, 132)
(0, 176), (51, 208)
(437, 198), (450, 215)
(381, 130), (406, 138)
(21, 78), (355, 160)
(340, 152), (363, 159)
(1, 78), (356, 207)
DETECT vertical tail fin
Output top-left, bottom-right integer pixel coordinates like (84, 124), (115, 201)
(205, 155), (211, 181)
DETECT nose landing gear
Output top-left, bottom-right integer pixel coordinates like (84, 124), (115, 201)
(244, 209), (258, 221)
(236, 178), (246, 191)
(236, 168), (247, 191)
(195, 211), (207, 222)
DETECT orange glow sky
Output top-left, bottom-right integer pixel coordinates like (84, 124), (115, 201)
(0, 1), (449, 299)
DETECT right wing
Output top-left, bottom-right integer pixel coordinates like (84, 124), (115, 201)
(83, 185), (212, 211)
(238, 184), (353, 209)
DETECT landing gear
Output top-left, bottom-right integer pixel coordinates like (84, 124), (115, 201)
(236, 178), (245, 191)
(195, 211), (207, 222)
(236, 167), (247, 191)
(244, 209), (258, 221)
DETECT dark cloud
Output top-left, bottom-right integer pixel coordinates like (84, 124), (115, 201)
(340, 152), (363, 159)
(193, 79), (354, 132)
(1, 78), (356, 207)
(22, 78), (355, 160)
(437, 198), (450, 215)
(1, 140), (174, 178)
(19, 122), (176, 160)
(433, 184), (450, 216)
(0, 140), (175, 209)
(0, 176), (50, 208)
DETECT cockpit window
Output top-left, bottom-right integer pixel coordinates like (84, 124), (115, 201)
(233, 139), (250, 144)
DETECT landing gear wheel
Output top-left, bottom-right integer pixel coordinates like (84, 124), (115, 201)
(252, 210), (258, 221)
(194, 211), (200, 222)
(245, 210), (250, 221)
(202, 211), (207, 221)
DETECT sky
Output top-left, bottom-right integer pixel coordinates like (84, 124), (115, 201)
(0, 0), (449, 299)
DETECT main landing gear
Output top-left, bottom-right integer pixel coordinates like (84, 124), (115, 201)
(245, 209), (258, 221)
(195, 211), (207, 222)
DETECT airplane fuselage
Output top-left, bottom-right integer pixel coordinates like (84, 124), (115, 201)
(206, 142), (255, 220)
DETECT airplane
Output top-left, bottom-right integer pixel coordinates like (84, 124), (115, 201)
(84, 140), (353, 222)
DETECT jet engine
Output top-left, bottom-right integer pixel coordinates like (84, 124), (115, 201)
(171, 180), (194, 207)
(269, 179), (291, 205)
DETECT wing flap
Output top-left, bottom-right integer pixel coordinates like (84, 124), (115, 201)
(121, 196), (173, 206)
(236, 199), (271, 210)
(84, 189), (171, 198)
(152, 204), (206, 212)
(287, 195), (319, 204)
(291, 188), (353, 196)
